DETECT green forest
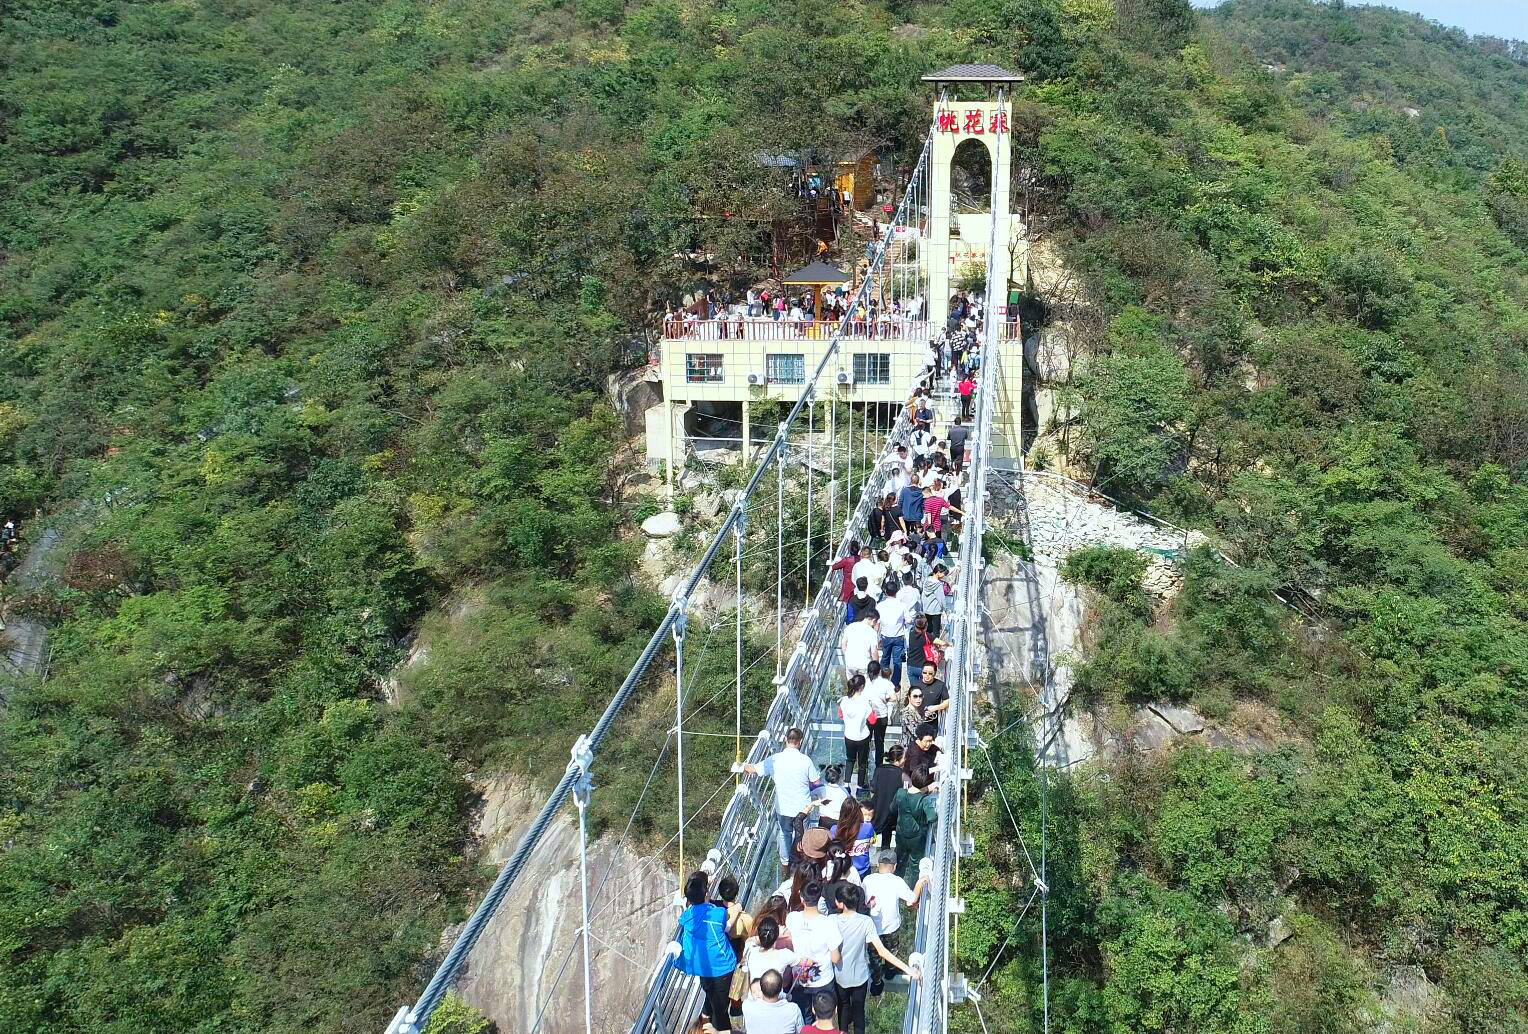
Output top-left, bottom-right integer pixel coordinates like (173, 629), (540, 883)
(1, 0), (1526, 1032)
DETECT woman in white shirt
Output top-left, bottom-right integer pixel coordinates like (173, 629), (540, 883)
(863, 660), (896, 767)
(744, 916), (801, 994)
(839, 675), (874, 791)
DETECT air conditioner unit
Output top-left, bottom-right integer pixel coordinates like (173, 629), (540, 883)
(746, 371), (766, 386)
(836, 369), (855, 386)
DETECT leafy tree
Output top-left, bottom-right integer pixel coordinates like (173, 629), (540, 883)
(1070, 307), (1193, 500)
(1098, 876), (1269, 1034)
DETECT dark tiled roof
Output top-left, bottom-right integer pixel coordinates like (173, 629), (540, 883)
(922, 63), (1024, 82)
(781, 260), (851, 285)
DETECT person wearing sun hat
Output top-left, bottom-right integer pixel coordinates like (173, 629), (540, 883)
(795, 827), (860, 904)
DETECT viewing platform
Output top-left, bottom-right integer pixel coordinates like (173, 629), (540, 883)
(662, 317), (933, 341)
(657, 318), (1019, 404)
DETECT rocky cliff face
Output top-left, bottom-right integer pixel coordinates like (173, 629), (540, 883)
(450, 774), (675, 1034)
(982, 477), (1288, 769)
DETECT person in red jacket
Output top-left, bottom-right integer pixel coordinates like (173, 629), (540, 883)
(956, 374), (976, 421)
(827, 540), (860, 612)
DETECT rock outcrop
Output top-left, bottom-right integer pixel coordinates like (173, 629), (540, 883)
(981, 474), (1281, 768)
(607, 369), (663, 437)
(452, 773), (675, 1034)
(641, 511), (682, 538)
(1016, 472), (1210, 601)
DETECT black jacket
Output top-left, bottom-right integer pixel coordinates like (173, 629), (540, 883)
(868, 506), (897, 541)
(871, 763), (903, 832)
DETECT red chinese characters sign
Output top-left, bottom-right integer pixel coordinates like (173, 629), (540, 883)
(938, 109), (1009, 135)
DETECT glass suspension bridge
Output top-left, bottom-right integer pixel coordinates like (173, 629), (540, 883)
(385, 87), (1054, 1034)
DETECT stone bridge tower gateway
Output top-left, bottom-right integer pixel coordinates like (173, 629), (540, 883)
(922, 64), (1028, 462)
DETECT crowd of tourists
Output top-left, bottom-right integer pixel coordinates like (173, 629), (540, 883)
(671, 362), (983, 1034)
(661, 285), (1001, 344)
(663, 285), (930, 339)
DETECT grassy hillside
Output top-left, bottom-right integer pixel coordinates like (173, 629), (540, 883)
(0, 1), (929, 1030)
(2, 0), (1526, 1032)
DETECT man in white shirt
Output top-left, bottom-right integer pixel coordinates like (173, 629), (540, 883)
(875, 590), (911, 688)
(742, 968), (802, 1034)
(863, 851), (927, 994)
(841, 611), (880, 677)
(911, 427), (937, 461)
(864, 851), (925, 942)
(743, 727), (822, 868)
(785, 881), (843, 1009)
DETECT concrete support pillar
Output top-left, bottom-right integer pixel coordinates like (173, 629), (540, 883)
(741, 399), (751, 466)
(928, 132), (953, 330)
(665, 397), (676, 502)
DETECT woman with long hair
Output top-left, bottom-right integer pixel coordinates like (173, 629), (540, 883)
(752, 894), (793, 950)
(829, 796), (876, 877)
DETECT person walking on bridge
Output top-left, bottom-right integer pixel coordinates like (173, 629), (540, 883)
(832, 883), (915, 1034)
(956, 373), (976, 422)
(895, 481), (924, 537)
(786, 881), (843, 1019)
(838, 674), (874, 791)
(841, 610), (880, 678)
(947, 417), (967, 473)
(867, 494), (898, 545)
(874, 584), (911, 688)
(827, 540), (859, 613)
(863, 660), (894, 764)
(744, 727), (822, 869)
(742, 968), (801, 1034)
(892, 767), (938, 883)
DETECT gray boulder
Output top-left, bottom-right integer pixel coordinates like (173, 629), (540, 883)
(1150, 702), (1205, 735)
(642, 511), (682, 538)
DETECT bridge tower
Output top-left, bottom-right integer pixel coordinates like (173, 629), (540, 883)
(922, 63), (1028, 461)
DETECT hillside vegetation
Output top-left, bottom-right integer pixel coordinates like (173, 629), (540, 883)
(1, 0), (1526, 1032)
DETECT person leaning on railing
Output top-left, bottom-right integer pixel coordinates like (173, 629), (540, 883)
(675, 871), (739, 1034)
(742, 727), (823, 869)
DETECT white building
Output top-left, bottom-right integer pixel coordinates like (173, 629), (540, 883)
(647, 64), (1029, 481)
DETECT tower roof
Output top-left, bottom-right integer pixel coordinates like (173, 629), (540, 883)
(922, 63), (1024, 83)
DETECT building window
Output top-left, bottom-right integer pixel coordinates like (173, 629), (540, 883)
(852, 353), (891, 385)
(766, 354), (805, 385)
(685, 354), (724, 383)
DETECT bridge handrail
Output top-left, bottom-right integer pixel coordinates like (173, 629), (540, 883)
(663, 318), (931, 341)
(661, 318), (1021, 343)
